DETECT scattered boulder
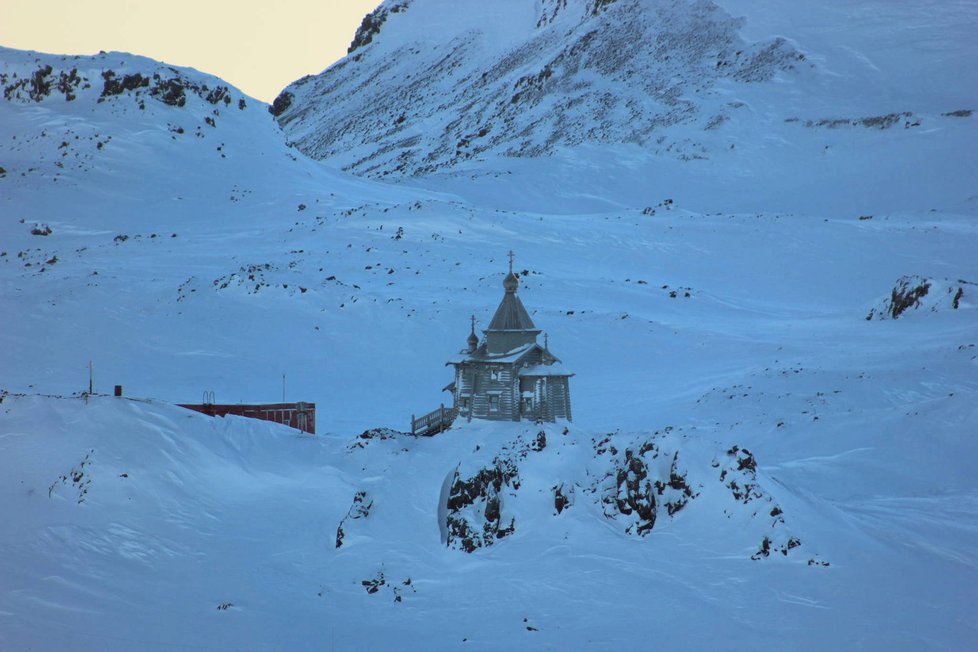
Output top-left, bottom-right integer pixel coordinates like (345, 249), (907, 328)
(553, 483), (573, 515)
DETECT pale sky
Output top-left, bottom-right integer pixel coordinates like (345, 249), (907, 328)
(0, 1), (381, 102)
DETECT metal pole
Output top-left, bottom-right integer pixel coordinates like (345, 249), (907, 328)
(282, 374), (286, 403)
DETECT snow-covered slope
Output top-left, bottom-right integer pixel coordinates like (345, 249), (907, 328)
(277, 0), (804, 171)
(3, 380), (976, 650)
(275, 0), (978, 215)
(3, 3), (978, 648)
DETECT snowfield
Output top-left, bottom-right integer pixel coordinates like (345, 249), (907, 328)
(2, 0), (978, 649)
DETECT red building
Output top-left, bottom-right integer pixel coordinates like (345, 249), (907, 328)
(178, 402), (316, 434)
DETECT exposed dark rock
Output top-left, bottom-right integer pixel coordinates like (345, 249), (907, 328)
(591, 0), (620, 15)
(553, 483), (571, 514)
(799, 112), (913, 130)
(531, 430), (547, 451)
(866, 276), (975, 320)
(349, 427), (413, 450)
(30, 65), (53, 101)
(888, 277), (931, 319)
(101, 71), (150, 98)
(348, 3), (410, 54)
(720, 445), (764, 504)
(268, 91), (293, 117)
(752, 535), (802, 560)
(655, 451), (696, 516)
(952, 287), (964, 309)
(151, 78), (187, 107)
(445, 458), (520, 552)
(361, 571), (386, 594)
(1, 64), (85, 103)
(205, 85), (230, 105)
(605, 449), (656, 536)
(335, 490), (373, 548)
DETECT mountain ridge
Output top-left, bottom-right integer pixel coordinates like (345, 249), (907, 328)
(272, 0), (978, 215)
(275, 0), (807, 176)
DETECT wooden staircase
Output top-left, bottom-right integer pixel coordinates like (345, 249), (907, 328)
(411, 404), (458, 436)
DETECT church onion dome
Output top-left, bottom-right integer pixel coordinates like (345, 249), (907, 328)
(503, 270), (520, 294)
(467, 330), (479, 349)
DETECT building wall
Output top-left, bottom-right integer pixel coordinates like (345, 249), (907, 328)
(177, 402), (316, 433)
(452, 350), (572, 423)
(454, 362), (521, 421)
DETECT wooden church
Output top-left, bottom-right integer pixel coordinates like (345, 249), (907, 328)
(412, 255), (573, 434)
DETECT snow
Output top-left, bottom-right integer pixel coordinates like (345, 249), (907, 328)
(2, 1), (978, 649)
(518, 363), (572, 377)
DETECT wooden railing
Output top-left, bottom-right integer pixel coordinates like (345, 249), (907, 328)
(411, 403), (458, 436)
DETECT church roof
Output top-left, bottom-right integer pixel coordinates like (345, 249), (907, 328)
(447, 343), (536, 366)
(486, 291), (537, 332)
(486, 264), (538, 332)
(518, 362), (573, 377)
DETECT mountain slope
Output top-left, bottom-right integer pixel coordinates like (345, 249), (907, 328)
(276, 0), (806, 175)
(274, 0), (978, 215)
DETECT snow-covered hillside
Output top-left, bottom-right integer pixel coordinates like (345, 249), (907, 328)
(275, 0), (978, 215)
(3, 1), (978, 648)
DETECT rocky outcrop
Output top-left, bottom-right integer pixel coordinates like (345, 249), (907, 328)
(347, 2), (410, 54)
(553, 482), (573, 515)
(597, 438), (697, 536)
(714, 445), (806, 561)
(348, 427), (414, 450)
(866, 275), (975, 320)
(268, 91), (292, 117)
(444, 458), (520, 553)
(606, 448), (657, 535)
(2, 56), (247, 115)
(335, 490), (373, 548)
(2, 64), (88, 102)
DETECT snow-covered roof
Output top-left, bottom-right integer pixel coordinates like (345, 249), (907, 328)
(447, 343), (538, 366)
(519, 362), (573, 377)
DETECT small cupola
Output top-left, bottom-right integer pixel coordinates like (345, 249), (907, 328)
(503, 269), (520, 294)
(467, 315), (479, 353)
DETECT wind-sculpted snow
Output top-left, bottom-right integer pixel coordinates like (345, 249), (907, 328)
(275, 0), (806, 177)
